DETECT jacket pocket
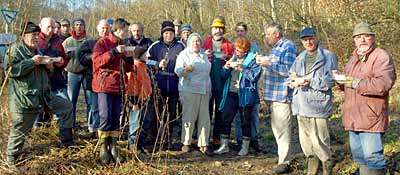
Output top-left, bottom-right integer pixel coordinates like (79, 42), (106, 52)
(19, 89), (40, 109)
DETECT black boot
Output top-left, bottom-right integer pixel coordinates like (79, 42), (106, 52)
(99, 137), (111, 164)
(59, 128), (75, 148)
(250, 140), (263, 153)
(110, 137), (124, 163)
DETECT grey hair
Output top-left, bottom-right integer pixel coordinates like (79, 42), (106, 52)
(97, 19), (109, 28)
(39, 17), (55, 27)
(130, 22), (144, 30)
(264, 22), (284, 37)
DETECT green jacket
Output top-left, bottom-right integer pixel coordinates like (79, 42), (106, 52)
(6, 42), (52, 114)
(62, 36), (87, 73)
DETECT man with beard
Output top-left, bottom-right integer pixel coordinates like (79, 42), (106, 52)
(203, 16), (234, 146)
(129, 22), (153, 51)
(334, 22), (396, 175)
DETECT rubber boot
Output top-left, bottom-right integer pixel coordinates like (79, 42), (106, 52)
(322, 160), (333, 175)
(59, 128), (75, 148)
(238, 137), (250, 156)
(110, 137), (125, 163)
(307, 156), (320, 175)
(99, 137), (111, 164)
(213, 135), (229, 154)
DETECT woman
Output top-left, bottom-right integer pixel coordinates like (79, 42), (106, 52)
(175, 33), (212, 155)
(214, 37), (261, 156)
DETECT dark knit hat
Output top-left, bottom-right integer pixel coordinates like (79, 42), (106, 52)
(160, 20), (175, 35)
(21, 21), (40, 35)
(72, 18), (85, 27)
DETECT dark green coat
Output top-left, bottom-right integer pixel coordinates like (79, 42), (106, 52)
(6, 41), (52, 114)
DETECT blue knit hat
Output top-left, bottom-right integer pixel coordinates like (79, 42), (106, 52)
(181, 24), (192, 32)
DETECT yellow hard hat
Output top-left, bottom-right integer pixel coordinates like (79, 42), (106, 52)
(211, 18), (225, 28)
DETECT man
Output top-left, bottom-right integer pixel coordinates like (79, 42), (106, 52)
(147, 20), (185, 150)
(173, 19), (182, 40)
(232, 22), (262, 153)
(59, 19), (71, 41)
(63, 18), (90, 128)
(203, 16), (234, 146)
(256, 22), (297, 174)
(92, 18), (133, 164)
(6, 21), (74, 165)
(129, 22), (153, 50)
(77, 19), (111, 138)
(180, 24), (192, 45)
(290, 27), (337, 175)
(54, 21), (61, 36)
(335, 22), (396, 175)
(35, 17), (69, 127)
(127, 22), (153, 151)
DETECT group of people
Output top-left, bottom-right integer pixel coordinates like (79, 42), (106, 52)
(4, 15), (395, 175)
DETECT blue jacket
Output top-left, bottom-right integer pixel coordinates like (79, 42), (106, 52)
(290, 46), (338, 118)
(219, 52), (261, 110)
(147, 39), (185, 94)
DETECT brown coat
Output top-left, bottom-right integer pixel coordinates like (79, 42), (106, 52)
(342, 47), (396, 132)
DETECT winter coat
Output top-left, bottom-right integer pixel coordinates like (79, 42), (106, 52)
(219, 52), (261, 110)
(342, 47), (396, 132)
(174, 48), (211, 95)
(129, 37), (153, 51)
(92, 33), (131, 94)
(38, 32), (68, 91)
(63, 36), (87, 73)
(77, 37), (98, 90)
(125, 59), (152, 102)
(290, 46), (338, 118)
(6, 42), (53, 114)
(147, 39), (185, 94)
(203, 36), (234, 93)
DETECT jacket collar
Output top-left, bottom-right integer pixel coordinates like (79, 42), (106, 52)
(298, 45), (326, 76)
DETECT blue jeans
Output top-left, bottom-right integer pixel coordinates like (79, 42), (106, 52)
(349, 131), (386, 169)
(87, 92), (99, 132)
(98, 93), (122, 131)
(235, 103), (260, 144)
(67, 72), (92, 127)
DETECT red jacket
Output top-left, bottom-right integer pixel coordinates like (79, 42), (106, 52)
(202, 36), (234, 64)
(125, 59), (152, 101)
(38, 32), (69, 90)
(342, 47), (396, 132)
(92, 33), (130, 94)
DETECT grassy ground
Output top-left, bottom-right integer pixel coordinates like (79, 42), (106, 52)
(0, 85), (399, 175)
